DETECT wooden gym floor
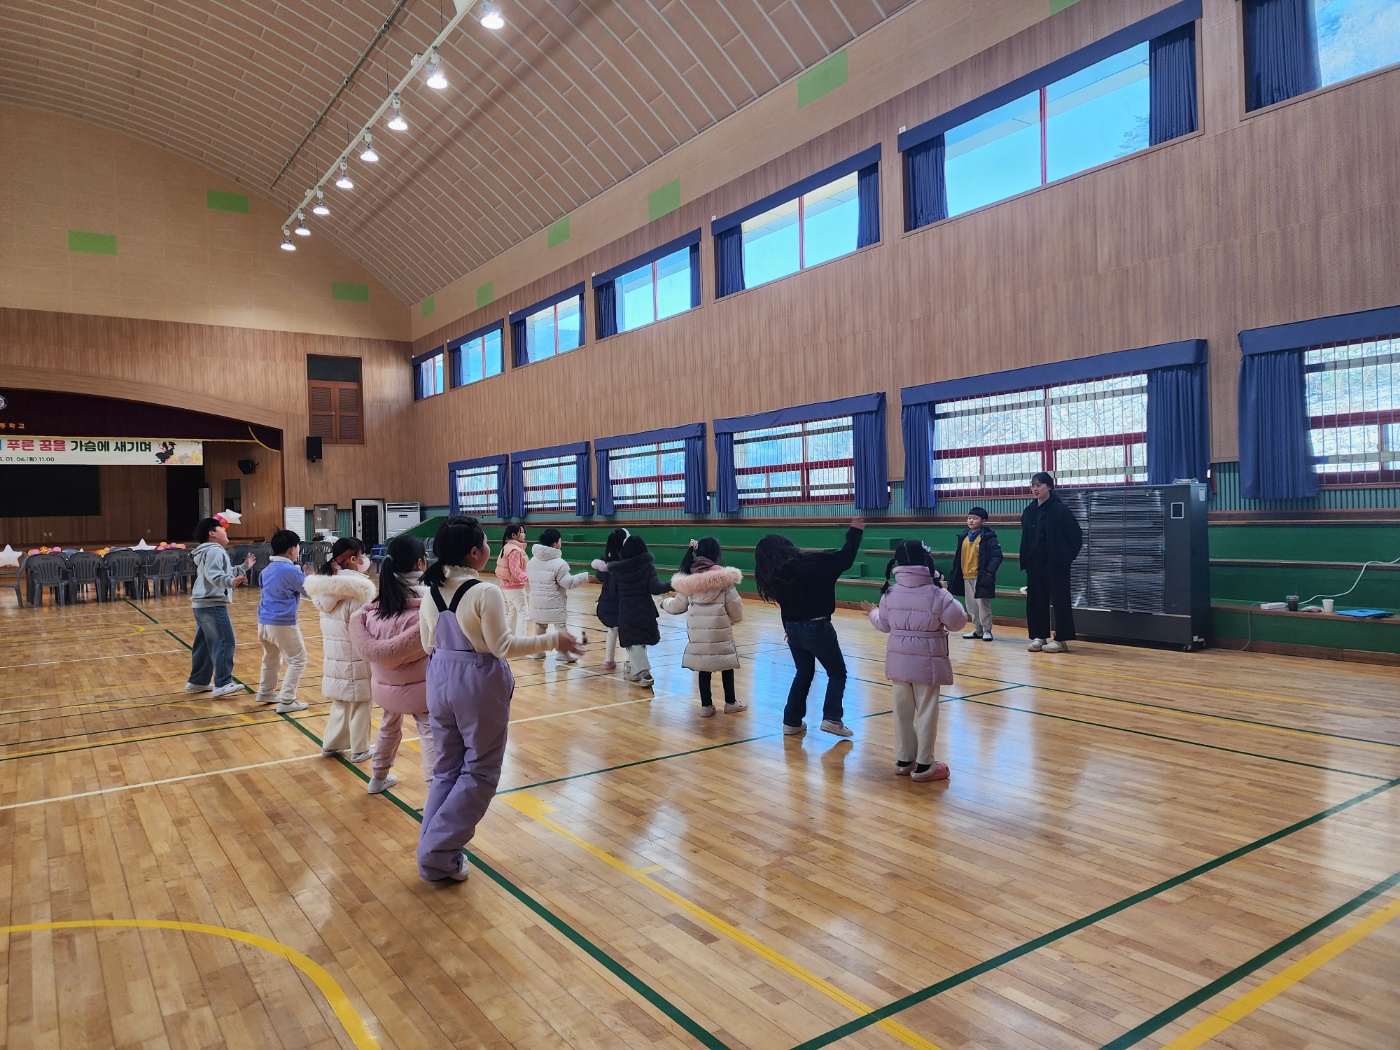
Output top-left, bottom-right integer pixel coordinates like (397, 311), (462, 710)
(1, 584), (1397, 1050)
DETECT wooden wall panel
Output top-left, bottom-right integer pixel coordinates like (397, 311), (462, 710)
(201, 442), (283, 543)
(3, 465), (165, 547)
(404, 0), (1400, 503)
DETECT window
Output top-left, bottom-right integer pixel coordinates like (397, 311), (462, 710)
(733, 417), (854, 504)
(741, 172), (860, 289)
(306, 355), (363, 445)
(608, 440), (687, 509)
(945, 43), (1150, 217)
(524, 296), (582, 363)
(1315, 0), (1400, 86)
(521, 455), (577, 512)
(616, 248), (694, 333)
(451, 327), (503, 387)
(414, 349), (445, 400)
(934, 375), (1148, 495)
(1305, 336), (1400, 484)
(453, 464), (500, 515)
(1246, 0), (1400, 109)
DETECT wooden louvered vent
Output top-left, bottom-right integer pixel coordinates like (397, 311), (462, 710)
(308, 380), (363, 445)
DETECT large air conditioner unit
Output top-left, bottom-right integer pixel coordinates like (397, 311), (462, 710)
(1059, 482), (1210, 651)
(385, 502), (421, 539)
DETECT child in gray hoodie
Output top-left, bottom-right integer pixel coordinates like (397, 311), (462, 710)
(187, 516), (256, 699)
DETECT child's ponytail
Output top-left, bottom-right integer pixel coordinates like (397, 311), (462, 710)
(881, 539), (941, 594)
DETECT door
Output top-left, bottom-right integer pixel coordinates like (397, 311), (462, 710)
(353, 499), (385, 545)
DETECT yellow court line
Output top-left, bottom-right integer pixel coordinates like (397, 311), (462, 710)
(1016, 686), (1400, 752)
(501, 792), (944, 1050)
(0, 920), (378, 1049)
(1160, 890), (1400, 1049)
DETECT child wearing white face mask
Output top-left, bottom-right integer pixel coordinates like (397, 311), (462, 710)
(303, 536), (378, 762)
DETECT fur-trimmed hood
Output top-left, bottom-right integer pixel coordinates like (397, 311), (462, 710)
(591, 558), (611, 573)
(670, 564), (743, 595)
(303, 570), (378, 613)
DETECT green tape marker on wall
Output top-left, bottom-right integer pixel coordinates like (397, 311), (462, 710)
(1049, 0), (1083, 12)
(206, 190), (250, 213)
(332, 282), (369, 303)
(648, 180), (681, 221)
(797, 51), (847, 108)
(477, 282), (494, 309)
(68, 231), (118, 255)
(547, 217), (571, 248)
(421, 295), (435, 318)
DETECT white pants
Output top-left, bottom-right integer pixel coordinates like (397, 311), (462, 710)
(256, 624), (307, 704)
(627, 644), (652, 675)
(530, 620), (562, 659)
(963, 583), (992, 633)
(604, 626), (619, 664)
(502, 588), (530, 637)
(891, 682), (941, 766)
(324, 698), (373, 755)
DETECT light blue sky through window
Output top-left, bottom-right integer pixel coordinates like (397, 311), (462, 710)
(617, 266), (655, 332)
(557, 297), (581, 353)
(803, 173), (859, 268)
(526, 306), (556, 362)
(945, 92), (1041, 216)
(1316, 0), (1400, 85)
(484, 329), (503, 376)
(742, 200), (799, 288)
(655, 248), (691, 320)
(1046, 43), (1149, 182)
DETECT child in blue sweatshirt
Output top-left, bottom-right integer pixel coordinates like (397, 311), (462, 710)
(255, 529), (310, 713)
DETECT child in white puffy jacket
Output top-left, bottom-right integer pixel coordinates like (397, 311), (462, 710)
(661, 538), (745, 716)
(526, 528), (591, 663)
(303, 537), (378, 761)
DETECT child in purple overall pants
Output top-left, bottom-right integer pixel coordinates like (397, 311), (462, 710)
(415, 519), (583, 883)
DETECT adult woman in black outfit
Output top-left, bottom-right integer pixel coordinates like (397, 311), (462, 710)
(754, 518), (865, 738)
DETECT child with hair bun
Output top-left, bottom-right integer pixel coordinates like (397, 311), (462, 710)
(303, 536), (377, 762)
(864, 540), (965, 782)
(662, 537), (745, 716)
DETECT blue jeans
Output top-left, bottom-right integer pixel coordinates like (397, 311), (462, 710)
(782, 618), (847, 727)
(190, 605), (237, 688)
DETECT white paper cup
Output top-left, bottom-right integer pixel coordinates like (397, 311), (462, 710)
(1322, 599), (1335, 614)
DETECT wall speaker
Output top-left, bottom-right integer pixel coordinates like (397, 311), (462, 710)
(237, 458), (258, 475)
(306, 436), (323, 462)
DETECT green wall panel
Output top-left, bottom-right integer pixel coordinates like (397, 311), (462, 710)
(648, 180), (681, 221)
(547, 217), (571, 247)
(206, 190), (250, 213)
(67, 231), (117, 255)
(797, 52), (848, 108)
(331, 282), (369, 302)
(476, 282), (494, 308)
(421, 295), (435, 318)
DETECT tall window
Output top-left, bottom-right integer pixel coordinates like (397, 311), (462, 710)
(741, 172), (860, 289)
(1315, 0), (1400, 85)
(415, 350), (445, 400)
(452, 327), (503, 387)
(1246, 0), (1400, 109)
(524, 296), (582, 362)
(307, 355), (363, 445)
(1305, 336), (1400, 484)
(934, 375), (1147, 495)
(616, 248), (694, 333)
(945, 43), (1150, 217)
(453, 465), (500, 515)
(609, 440), (686, 509)
(522, 455), (577, 512)
(733, 417), (854, 504)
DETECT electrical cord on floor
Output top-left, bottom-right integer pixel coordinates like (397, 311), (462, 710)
(1221, 602), (1260, 652)
(1299, 554), (1400, 605)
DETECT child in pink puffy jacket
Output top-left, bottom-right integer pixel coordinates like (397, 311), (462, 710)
(864, 540), (965, 782)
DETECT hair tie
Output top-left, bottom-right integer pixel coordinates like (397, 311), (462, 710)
(334, 549), (355, 565)
(688, 539), (699, 549)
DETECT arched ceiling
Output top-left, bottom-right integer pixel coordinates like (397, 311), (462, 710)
(0, 0), (917, 305)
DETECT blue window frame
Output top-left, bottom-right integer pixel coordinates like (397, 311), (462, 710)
(413, 348), (444, 400)
(616, 248), (694, 333)
(523, 296), (582, 363)
(450, 324), (504, 388)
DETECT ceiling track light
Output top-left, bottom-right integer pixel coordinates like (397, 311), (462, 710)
(279, 0), (480, 252)
(480, 3), (505, 30)
(386, 95), (408, 132)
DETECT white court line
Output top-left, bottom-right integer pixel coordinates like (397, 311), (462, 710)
(0, 648), (188, 669)
(0, 752), (324, 810)
(510, 694), (665, 724)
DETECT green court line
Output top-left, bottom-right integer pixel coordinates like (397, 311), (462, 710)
(787, 774), (1400, 1050)
(124, 599), (162, 624)
(1099, 866), (1400, 1049)
(274, 707), (730, 1049)
(960, 697), (1390, 782)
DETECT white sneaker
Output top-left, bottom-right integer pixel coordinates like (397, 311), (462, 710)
(210, 682), (245, 699)
(184, 681), (212, 693)
(254, 695), (278, 705)
(724, 701), (747, 714)
(349, 749), (373, 763)
(366, 774), (398, 794)
(531, 652), (547, 661)
(820, 719), (854, 738)
(1028, 638), (1046, 652)
(962, 629), (983, 639)
(635, 672), (654, 688)
(699, 705), (716, 718)
(782, 722), (806, 736)
(1043, 639), (1069, 653)
(982, 632), (994, 642)
(277, 701), (309, 713)
(563, 653), (579, 664)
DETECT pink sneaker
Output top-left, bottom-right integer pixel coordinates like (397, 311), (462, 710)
(911, 763), (950, 783)
(601, 660), (617, 671)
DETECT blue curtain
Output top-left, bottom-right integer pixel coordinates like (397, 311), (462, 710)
(900, 402), (936, 510)
(596, 282), (617, 340)
(856, 164), (880, 248)
(495, 462), (509, 519)
(688, 244), (701, 307)
(594, 448), (614, 516)
(714, 432), (739, 513)
(684, 433), (709, 515)
(851, 398), (889, 509)
(715, 227), (744, 299)
(510, 318), (528, 367)
(508, 459), (525, 518)
(1238, 350), (1319, 500)
(1149, 23), (1198, 144)
(1146, 363), (1209, 485)
(1243, 0), (1320, 110)
(575, 451), (592, 516)
(413, 362), (424, 401)
(904, 135), (948, 232)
